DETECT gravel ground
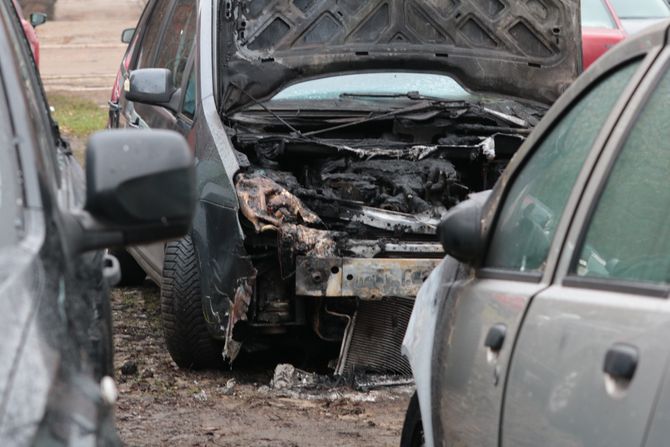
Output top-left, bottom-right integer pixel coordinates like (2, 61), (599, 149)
(112, 285), (411, 447)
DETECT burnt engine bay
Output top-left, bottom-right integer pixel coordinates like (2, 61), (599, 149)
(227, 97), (544, 373)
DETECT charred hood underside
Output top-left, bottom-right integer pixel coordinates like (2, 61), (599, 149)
(220, 0), (581, 112)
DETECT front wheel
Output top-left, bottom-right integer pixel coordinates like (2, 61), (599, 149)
(160, 236), (223, 370)
(400, 392), (425, 447)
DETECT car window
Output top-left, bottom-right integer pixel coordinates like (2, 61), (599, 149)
(485, 61), (641, 273)
(136, 0), (172, 69)
(154, 0), (197, 88)
(582, 0), (616, 29)
(182, 67), (196, 118)
(271, 72), (471, 102)
(609, 0), (670, 19)
(574, 67), (670, 286)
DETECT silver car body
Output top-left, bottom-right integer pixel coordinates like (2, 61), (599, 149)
(403, 21), (670, 447)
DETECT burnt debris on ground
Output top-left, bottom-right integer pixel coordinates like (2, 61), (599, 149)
(113, 285), (411, 446)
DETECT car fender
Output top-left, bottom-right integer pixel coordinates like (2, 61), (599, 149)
(402, 255), (462, 447)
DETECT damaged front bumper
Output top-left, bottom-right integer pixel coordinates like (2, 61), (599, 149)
(296, 256), (441, 300)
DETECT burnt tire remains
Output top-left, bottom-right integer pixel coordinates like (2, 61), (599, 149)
(161, 236), (223, 370)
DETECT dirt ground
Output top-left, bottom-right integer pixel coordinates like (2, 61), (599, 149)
(113, 285), (411, 447)
(39, 1), (412, 445)
(37, 0), (142, 103)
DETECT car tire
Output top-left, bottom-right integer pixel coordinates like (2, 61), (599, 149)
(400, 392), (425, 447)
(160, 235), (223, 370)
(110, 249), (147, 287)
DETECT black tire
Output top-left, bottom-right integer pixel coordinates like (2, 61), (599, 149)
(400, 392), (425, 447)
(160, 236), (223, 370)
(110, 249), (147, 287)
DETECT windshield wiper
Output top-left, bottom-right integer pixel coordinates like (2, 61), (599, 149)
(340, 91), (452, 101)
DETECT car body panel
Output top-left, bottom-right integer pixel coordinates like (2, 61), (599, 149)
(221, 0), (582, 112)
(401, 256), (464, 447)
(127, 243), (164, 283)
(621, 18), (669, 35)
(502, 286), (670, 447)
(582, 26), (625, 69)
(10, 0), (39, 66)
(643, 360), (670, 447)
(404, 22), (669, 447)
(0, 2), (120, 444)
(431, 277), (545, 446)
(581, 0), (626, 70)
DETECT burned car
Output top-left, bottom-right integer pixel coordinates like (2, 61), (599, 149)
(109, 0), (581, 372)
(0, 1), (195, 445)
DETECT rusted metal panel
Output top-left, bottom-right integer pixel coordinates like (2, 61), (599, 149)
(296, 257), (440, 299)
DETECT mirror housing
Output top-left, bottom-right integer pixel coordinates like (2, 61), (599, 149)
(126, 68), (178, 110)
(30, 12), (47, 28)
(438, 191), (490, 264)
(71, 129), (195, 253)
(121, 27), (135, 44)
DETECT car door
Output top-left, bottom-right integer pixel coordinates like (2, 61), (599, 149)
(430, 51), (652, 446)
(126, 0), (197, 131)
(502, 47), (670, 447)
(581, 0), (626, 69)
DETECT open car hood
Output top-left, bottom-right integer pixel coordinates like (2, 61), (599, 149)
(220, 0), (581, 113)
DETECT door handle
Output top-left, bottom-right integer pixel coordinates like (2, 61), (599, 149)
(485, 324), (507, 352)
(604, 344), (638, 381)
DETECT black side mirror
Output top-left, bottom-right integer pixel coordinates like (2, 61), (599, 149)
(70, 129), (195, 253)
(30, 12), (47, 28)
(121, 27), (135, 44)
(438, 191), (490, 264)
(126, 68), (179, 111)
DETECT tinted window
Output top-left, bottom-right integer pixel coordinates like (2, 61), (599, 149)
(575, 67), (670, 286)
(154, 0), (197, 88)
(582, 0), (616, 29)
(485, 61), (640, 273)
(136, 1), (172, 69)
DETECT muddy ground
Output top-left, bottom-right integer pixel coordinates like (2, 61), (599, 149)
(113, 285), (411, 447)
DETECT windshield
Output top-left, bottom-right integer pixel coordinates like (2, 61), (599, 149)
(581, 0), (616, 28)
(270, 72), (472, 102)
(609, 0), (670, 19)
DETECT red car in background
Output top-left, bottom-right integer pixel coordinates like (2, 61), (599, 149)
(582, 0), (670, 70)
(11, 0), (46, 67)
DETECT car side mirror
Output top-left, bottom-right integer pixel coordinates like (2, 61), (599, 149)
(121, 27), (135, 44)
(126, 68), (179, 111)
(69, 129), (195, 253)
(438, 192), (489, 264)
(30, 12), (47, 28)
